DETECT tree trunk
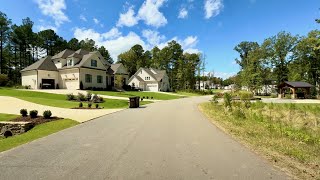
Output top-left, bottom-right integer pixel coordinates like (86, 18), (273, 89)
(0, 30), (2, 74)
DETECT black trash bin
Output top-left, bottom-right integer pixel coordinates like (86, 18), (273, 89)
(129, 96), (140, 108)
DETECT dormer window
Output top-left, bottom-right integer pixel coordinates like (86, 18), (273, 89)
(91, 59), (97, 67)
(67, 59), (73, 66)
(145, 77), (150, 80)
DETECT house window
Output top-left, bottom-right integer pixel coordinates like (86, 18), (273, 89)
(67, 59), (73, 66)
(85, 74), (92, 83)
(97, 75), (103, 84)
(145, 77), (150, 80)
(91, 59), (97, 67)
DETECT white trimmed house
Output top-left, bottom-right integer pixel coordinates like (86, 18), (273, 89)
(21, 49), (129, 90)
(128, 68), (170, 92)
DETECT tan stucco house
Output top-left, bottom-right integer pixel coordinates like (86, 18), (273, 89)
(21, 49), (129, 90)
(128, 68), (170, 92)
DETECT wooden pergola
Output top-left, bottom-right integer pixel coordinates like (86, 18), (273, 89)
(278, 81), (314, 99)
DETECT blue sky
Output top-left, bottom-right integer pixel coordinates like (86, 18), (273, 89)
(1, 0), (319, 79)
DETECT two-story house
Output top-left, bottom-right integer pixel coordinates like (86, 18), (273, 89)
(21, 49), (129, 90)
(127, 68), (170, 92)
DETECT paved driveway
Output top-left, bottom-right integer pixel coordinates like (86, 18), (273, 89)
(0, 96), (123, 123)
(0, 96), (290, 180)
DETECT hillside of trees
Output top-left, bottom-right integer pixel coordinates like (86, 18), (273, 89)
(0, 11), (205, 91)
(231, 19), (320, 96)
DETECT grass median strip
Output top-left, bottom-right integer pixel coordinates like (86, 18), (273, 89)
(0, 113), (19, 122)
(91, 91), (182, 100)
(0, 88), (151, 109)
(0, 119), (79, 152)
(199, 101), (320, 180)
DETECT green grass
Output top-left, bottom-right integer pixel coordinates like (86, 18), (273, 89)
(175, 91), (202, 96)
(0, 113), (19, 122)
(91, 91), (182, 100)
(199, 101), (320, 180)
(0, 119), (79, 152)
(0, 88), (150, 109)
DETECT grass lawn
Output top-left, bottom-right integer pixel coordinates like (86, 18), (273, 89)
(0, 119), (79, 152)
(175, 91), (202, 96)
(0, 113), (19, 121)
(199, 101), (320, 179)
(0, 88), (150, 109)
(91, 90), (182, 100)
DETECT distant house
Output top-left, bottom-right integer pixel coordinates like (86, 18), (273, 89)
(21, 49), (128, 90)
(128, 68), (170, 92)
(195, 81), (216, 90)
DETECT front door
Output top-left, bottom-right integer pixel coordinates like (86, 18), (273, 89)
(111, 76), (115, 87)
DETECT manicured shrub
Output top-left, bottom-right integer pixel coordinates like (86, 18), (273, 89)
(29, 110), (38, 118)
(77, 93), (86, 101)
(56, 84), (59, 89)
(79, 102), (83, 107)
(95, 104), (99, 108)
(0, 74), (9, 86)
(151, 97), (153, 99)
(43, 110), (52, 119)
(20, 109), (28, 117)
(66, 94), (75, 101)
(80, 81), (84, 90)
(86, 92), (92, 101)
(88, 102), (92, 108)
(146, 96), (149, 99)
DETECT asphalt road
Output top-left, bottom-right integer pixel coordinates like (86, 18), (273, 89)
(0, 96), (290, 180)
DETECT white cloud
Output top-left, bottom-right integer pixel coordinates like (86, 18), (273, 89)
(138, 0), (167, 28)
(74, 27), (146, 60)
(183, 36), (198, 48)
(178, 8), (188, 19)
(79, 15), (87, 22)
(102, 27), (122, 39)
(204, 0), (224, 19)
(37, 25), (57, 32)
(34, 0), (70, 26)
(142, 29), (166, 46)
(117, 6), (138, 27)
(215, 72), (236, 79)
(93, 18), (99, 24)
(73, 26), (201, 60)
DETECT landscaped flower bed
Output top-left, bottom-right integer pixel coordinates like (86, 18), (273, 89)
(11, 116), (63, 125)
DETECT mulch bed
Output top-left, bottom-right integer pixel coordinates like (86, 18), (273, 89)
(11, 116), (63, 125)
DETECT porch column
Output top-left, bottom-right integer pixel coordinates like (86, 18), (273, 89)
(278, 88), (283, 98)
(291, 88), (297, 99)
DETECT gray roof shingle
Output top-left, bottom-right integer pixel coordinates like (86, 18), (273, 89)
(282, 81), (314, 88)
(21, 56), (58, 72)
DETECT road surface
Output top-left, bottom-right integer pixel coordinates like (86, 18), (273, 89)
(0, 96), (290, 180)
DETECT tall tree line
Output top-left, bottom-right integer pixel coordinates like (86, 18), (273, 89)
(0, 11), (113, 84)
(117, 41), (202, 91)
(234, 28), (320, 96)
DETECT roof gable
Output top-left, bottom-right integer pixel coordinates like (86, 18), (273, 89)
(52, 49), (75, 59)
(21, 56), (58, 72)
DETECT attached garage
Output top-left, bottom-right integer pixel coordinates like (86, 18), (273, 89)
(41, 79), (55, 89)
(146, 83), (158, 92)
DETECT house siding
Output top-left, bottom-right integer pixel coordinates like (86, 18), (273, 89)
(80, 68), (106, 89)
(59, 68), (80, 90)
(37, 70), (60, 89)
(21, 70), (38, 89)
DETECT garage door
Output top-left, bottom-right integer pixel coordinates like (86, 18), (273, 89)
(146, 84), (158, 92)
(65, 80), (79, 90)
(41, 79), (55, 89)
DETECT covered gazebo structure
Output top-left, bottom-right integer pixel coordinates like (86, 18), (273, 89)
(278, 81), (314, 99)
